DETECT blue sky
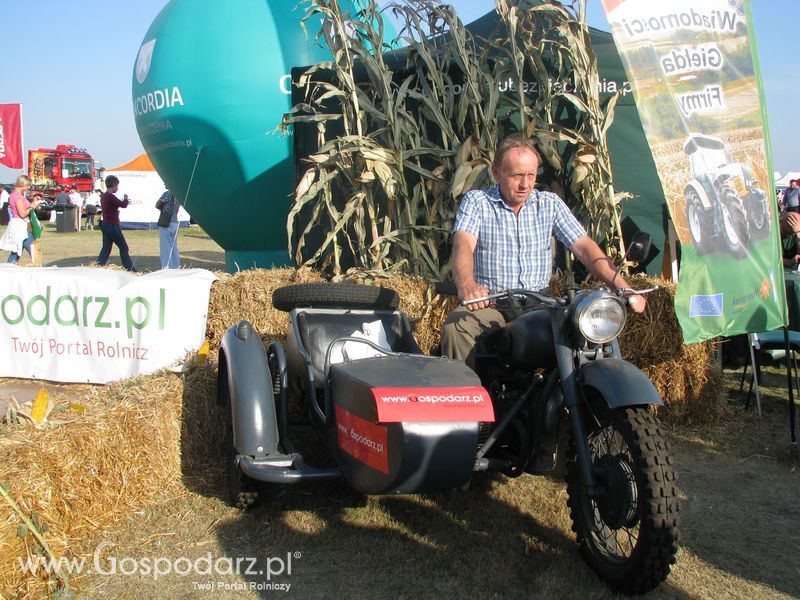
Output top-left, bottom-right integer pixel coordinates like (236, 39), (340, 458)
(0, 0), (796, 184)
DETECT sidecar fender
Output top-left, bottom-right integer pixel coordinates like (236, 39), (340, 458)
(578, 358), (664, 408)
(219, 321), (279, 458)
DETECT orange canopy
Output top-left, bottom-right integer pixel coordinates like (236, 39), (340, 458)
(107, 153), (155, 171)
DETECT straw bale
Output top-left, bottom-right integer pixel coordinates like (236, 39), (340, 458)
(204, 268), (454, 354)
(205, 267), (324, 350)
(619, 275), (723, 424)
(0, 372), (187, 596)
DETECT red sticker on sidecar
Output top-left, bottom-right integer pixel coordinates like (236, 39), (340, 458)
(371, 386), (495, 423)
(335, 405), (389, 474)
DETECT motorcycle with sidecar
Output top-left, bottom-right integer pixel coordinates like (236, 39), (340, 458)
(217, 234), (680, 594)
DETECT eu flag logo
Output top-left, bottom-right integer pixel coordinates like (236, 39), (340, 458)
(689, 293), (724, 318)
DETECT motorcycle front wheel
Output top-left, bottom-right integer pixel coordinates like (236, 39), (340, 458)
(566, 407), (679, 594)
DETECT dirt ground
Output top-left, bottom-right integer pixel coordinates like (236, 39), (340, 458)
(60, 371), (799, 600)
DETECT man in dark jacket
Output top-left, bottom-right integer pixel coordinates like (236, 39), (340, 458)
(96, 175), (136, 271)
(54, 187), (71, 206)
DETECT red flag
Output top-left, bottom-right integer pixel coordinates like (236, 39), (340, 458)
(0, 103), (23, 169)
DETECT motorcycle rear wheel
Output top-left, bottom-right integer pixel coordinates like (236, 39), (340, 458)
(566, 407), (679, 594)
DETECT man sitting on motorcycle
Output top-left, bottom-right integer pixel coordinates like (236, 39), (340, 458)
(441, 135), (646, 367)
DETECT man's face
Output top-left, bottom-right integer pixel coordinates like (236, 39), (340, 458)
(792, 181), (798, 190)
(491, 147), (539, 209)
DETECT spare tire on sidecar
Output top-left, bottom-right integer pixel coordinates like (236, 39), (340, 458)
(217, 283), (495, 508)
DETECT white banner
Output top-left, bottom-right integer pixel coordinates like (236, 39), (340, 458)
(0, 266), (217, 383)
(114, 170), (191, 227)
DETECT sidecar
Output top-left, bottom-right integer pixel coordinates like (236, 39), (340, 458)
(217, 283), (494, 508)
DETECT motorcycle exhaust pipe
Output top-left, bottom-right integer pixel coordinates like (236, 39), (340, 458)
(473, 457), (512, 472)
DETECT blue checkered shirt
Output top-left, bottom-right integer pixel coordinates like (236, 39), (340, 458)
(453, 186), (587, 292)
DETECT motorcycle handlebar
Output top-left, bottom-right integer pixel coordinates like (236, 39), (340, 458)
(615, 285), (660, 297)
(461, 289), (561, 307)
(437, 282), (658, 308)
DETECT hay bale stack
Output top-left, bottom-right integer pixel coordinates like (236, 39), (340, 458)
(204, 269), (456, 354)
(619, 275), (723, 424)
(0, 373), (185, 596)
(205, 268), (323, 350)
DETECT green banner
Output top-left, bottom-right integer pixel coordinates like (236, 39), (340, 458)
(602, 0), (786, 342)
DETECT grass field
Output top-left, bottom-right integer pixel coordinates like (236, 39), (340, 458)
(3, 221), (227, 272)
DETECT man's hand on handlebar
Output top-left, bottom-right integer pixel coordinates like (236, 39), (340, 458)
(459, 281), (491, 312)
(627, 294), (647, 314)
(615, 286), (652, 315)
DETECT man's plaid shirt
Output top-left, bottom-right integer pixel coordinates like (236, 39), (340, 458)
(453, 186), (587, 293)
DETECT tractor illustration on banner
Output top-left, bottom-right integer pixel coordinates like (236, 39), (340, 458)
(682, 132), (771, 259)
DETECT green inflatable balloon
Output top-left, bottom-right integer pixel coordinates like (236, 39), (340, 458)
(132, 0), (392, 271)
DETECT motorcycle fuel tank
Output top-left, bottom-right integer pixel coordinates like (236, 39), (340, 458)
(497, 308), (556, 369)
(329, 355), (494, 494)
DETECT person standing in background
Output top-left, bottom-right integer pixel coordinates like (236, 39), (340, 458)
(96, 175), (136, 271)
(54, 186), (71, 206)
(780, 212), (800, 268)
(0, 175), (43, 263)
(782, 179), (800, 213)
(0, 185), (10, 223)
(156, 189), (181, 269)
(84, 188), (101, 230)
(52, 186), (70, 223)
(69, 185), (83, 229)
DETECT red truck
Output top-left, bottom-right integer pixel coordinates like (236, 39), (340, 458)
(27, 145), (95, 200)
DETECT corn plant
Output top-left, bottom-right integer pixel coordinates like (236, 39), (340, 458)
(279, 0), (628, 279)
(497, 0), (630, 263)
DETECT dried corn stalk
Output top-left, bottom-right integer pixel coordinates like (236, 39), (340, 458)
(280, 0), (627, 278)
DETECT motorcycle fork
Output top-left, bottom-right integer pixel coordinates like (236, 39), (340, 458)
(551, 308), (599, 497)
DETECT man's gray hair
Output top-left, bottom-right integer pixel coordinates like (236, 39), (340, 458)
(492, 136), (542, 169)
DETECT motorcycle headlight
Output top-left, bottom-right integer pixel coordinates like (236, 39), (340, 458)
(572, 290), (627, 344)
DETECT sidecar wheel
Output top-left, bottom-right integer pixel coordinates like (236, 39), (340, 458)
(225, 417), (262, 510)
(566, 407), (679, 594)
(272, 282), (400, 312)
